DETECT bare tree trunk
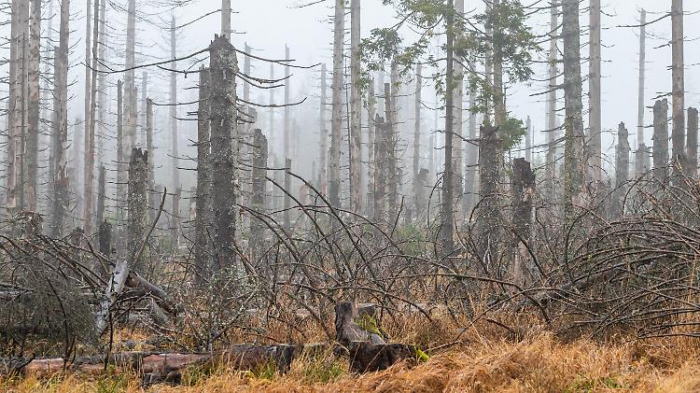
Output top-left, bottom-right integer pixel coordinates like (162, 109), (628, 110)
(373, 114), (388, 224)
(84, 0), (100, 234)
(97, 0), (106, 167)
(124, 0), (136, 160)
(283, 45), (291, 230)
(243, 43), (251, 102)
(546, 0), (559, 192)
(413, 63), (424, 216)
(268, 63), (276, 210)
(127, 148), (148, 272)
(452, 0), (464, 225)
(511, 158), (535, 287)
(140, 73), (148, 146)
(562, 0), (586, 217)
(350, 0), (362, 213)
(477, 124), (503, 266)
(221, 0), (231, 37)
(51, 26), (69, 238)
(366, 80), (376, 217)
(169, 15), (181, 248)
(588, 0), (601, 181)
(688, 107), (698, 178)
(284, 158), (292, 229)
(116, 80), (126, 256)
(26, 0), (40, 212)
(440, 0), (455, 252)
(525, 116), (532, 164)
(209, 35), (239, 273)
(653, 99), (669, 183)
(44, 0), (55, 199)
(146, 101), (154, 222)
(319, 63), (328, 194)
(671, 0), (686, 178)
(635, 9), (647, 177)
(97, 165), (106, 226)
(613, 122), (630, 218)
(194, 69), (211, 283)
(329, 0), (344, 208)
(387, 66), (400, 220)
(251, 129), (267, 253)
(463, 87), (478, 216)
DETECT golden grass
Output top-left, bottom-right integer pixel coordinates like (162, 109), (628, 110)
(4, 332), (700, 392)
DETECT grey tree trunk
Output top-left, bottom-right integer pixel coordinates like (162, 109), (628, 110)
(477, 124), (503, 266)
(284, 158), (292, 230)
(140, 73), (148, 146)
(546, 0), (559, 192)
(366, 80), (376, 217)
(243, 43), (251, 102)
(124, 0), (136, 160)
(209, 35), (239, 273)
(318, 63), (328, 195)
(116, 81), (126, 256)
(221, 0), (231, 37)
(687, 107), (698, 177)
(97, 165), (106, 227)
(26, 0), (40, 211)
(169, 15), (181, 248)
(329, 0), (344, 208)
(283, 45), (291, 230)
(97, 0), (106, 167)
(511, 158), (535, 287)
(525, 116), (532, 163)
(671, 0), (686, 177)
(452, 0), (464, 224)
(84, 0), (100, 234)
(588, 0), (602, 181)
(127, 148), (148, 272)
(562, 0), (586, 217)
(653, 99), (669, 183)
(44, 0), (55, 198)
(51, 21), (69, 238)
(635, 9), (647, 177)
(350, 0), (362, 213)
(373, 114), (388, 224)
(440, 0), (455, 252)
(387, 67), (400, 220)
(463, 87), (478, 216)
(251, 129), (267, 252)
(613, 122), (630, 219)
(146, 99), (155, 221)
(413, 63), (424, 216)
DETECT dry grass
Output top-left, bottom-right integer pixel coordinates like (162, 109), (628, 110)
(4, 331), (700, 392)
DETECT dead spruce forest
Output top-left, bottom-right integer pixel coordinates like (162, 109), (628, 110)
(3, 0), (700, 390)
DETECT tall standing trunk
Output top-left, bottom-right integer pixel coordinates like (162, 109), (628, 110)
(84, 0), (100, 234)
(243, 44), (251, 102)
(209, 35), (239, 273)
(635, 9), (647, 177)
(652, 99), (669, 183)
(44, 0), (55, 200)
(97, 165), (106, 227)
(97, 0), (106, 167)
(50, 0), (70, 236)
(170, 15), (181, 248)
(613, 122), (630, 218)
(366, 80), (376, 216)
(525, 116), (532, 163)
(250, 129), (267, 253)
(413, 63), (424, 216)
(588, 0), (602, 182)
(349, 0), (362, 213)
(687, 108), (698, 177)
(373, 114), (388, 224)
(511, 158), (535, 287)
(319, 63), (328, 194)
(26, 0), (41, 211)
(124, 0), (136, 161)
(329, 0), (344, 208)
(463, 87), (478, 216)
(221, 0), (231, 37)
(140, 73), (148, 146)
(562, 0), (586, 217)
(440, 0), (455, 252)
(146, 99), (155, 219)
(452, 0), (464, 225)
(127, 148), (148, 272)
(116, 81), (126, 256)
(546, 0), (559, 192)
(283, 45), (291, 230)
(386, 76), (399, 221)
(268, 63), (276, 210)
(671, 0), (686, 178)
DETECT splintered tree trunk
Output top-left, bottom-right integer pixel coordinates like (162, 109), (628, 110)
(373, 115), (388, 224)
(195, 69), (211, 284)
(170, 15), (181, 248)
(366, 80), (376, 216)
(413, 63), (424, 216)
(127, 148), (148, 271)
(636, 9), (647, 177)
(319, 63), (328, 194)
(84, 0), (100, 233)
(251, 129), (268, 251)
(511, 158), (535, 287)
(613, 122), (630, 218)
(329, 0), (344, 208)
(687, 108), (698, 177)
(672, 0), (686, 177)
(441, 0), (455, 252)
(209, 35), (239, 273)
(26, 0), (40, 211)
(653, 99), (669, 183)
(562, 0), (586, 216)
(51, 0), (70, 236)
(525, 117), (532, 163)
(588, 0), (601, 181)
(477, 124), (503, 266)
(350, 0), (362, 213)
(546, 0), (559, 192)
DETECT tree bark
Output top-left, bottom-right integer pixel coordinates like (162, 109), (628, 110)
(636, 9), (647, 177)
(440, 0), (455, 252)
(687, 107), (698, 177)
(26, 0), (40, 211)
(671, 0), (685, 171)
(464, 87), (478, 216)
(97, 165), (106, 226)
(546, 0), (559, 193)
(413, 63), (424, 216)
(329, 0), (344, 208)
(84, 0), (101, 234)
(652, 100), (669, 183)
(221, 0), (231, 37)
(116, 80), (126, 256)
(319, 63), (328, 195)
(511, 158), (535, 287)
(169, 15), (181, 249)
(127, 148), (148, 271)
(366, 80), (376, 217)
(195, 69), (211, 284)
(452, 0), (464, 225)
(350, 0), (362, 213)
(124, 0), (136, 160)
(613, 122), (630, 218)
(588, 0), (602, 181)
(209, 35), (239, 273)
(251, 129), (268, 252)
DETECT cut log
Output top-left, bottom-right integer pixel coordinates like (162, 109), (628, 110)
(335, 301), (386, 346)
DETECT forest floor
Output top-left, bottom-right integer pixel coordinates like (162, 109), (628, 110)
(3, 325), (700, 392)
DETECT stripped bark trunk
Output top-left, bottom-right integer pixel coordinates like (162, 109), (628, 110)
(209, 35), (239, 273)
(44, 0), (55, 197)
(453, 0), (464, 224)
(636, 9), (647, 177)
(546, 0), (559, 193)
(146, 99), (155, 221)
(366, 80), (376, 216)
(464, 87), (478, 216)
(350, 0), (362, 213)
(124, 0), (136, 160)
(387, 67), (399, 221)
(588, 0), (602, 181)
(195, 69), (211, 284)
(284, 158), (292, 230)
(97, 165), (106, 226)
(221, 0), (231, 37)
(26, 0), (40, 211)
(140, 73), (148, 146)
(116, 80), (127, 256)
(413, 63), (424, 216)
(671, 0), (685, 178)
(688, 107), (698, 177)
(127, 148), (148, 272)
(525, 117), (532, 163)
(511, 158), (535, 287)
(84, 0), (100, 234)
(373, 115), (388, 224)
(319, 63), (328, 195)
(441, 0), (455, 252)
(251, 129), (268, 252)
(329, 0), (344, 208)
(97, 0), (106, 168)
(613, 122), (630, 219)
(169, 15), (181, 249)
(283, 45), (292, 230)
(653, 99), (669, 183)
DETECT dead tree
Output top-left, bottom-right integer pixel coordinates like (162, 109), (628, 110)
(464, 87), (478, 216)
(284, 158), (292, 230)
(525, 116), (532, 164)
(452, 0), (464, 224)
(209, 35), (239, 273)
(146, 99), (155, 220)
(688, 107), (698, 178)
(127, 148), (148, 271)
(169, 15), (181, 248)
(116, 80), (126, 256)
(195, 69), (211, 283)
(511, 158), (535, 287)
(26, 0), (41, 211)
(124, 0), (136, 158)
(477, 124), (503, 266)
(385, 81), (399, 221)
(221, 0), (231, 36)
(319, 63), (328, 195)
(546, 0), (559, 191)
(562, 0), (586, 217)
(140, 73), (148, 146)
(251, 129), (268, 251)
(671, 0), (685, 177)
(366, 80), (376, 217)
(413, 63), (424, 216)
(613, 123), (630, 218)
(97, 165), (106, 226)
(588, 0), (602, 181)
(441, 0), (456, 252)
(329, 0), (344, 208)
(636, 9), (647, 177)
(84, 0), (101, 234)
(653, 99), (669, 183)
(350, 0), (362, 213)
(373, 115), (388, 224)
